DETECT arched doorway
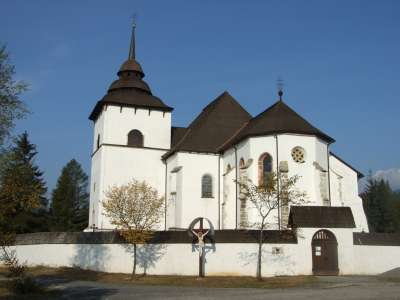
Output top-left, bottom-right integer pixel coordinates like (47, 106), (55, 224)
(311, 230), (339, 275)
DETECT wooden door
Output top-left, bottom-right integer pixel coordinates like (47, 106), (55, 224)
(312, 230), (339, 275)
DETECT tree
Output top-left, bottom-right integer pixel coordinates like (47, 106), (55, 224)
(102, 180), (164, 278)
(393, 191), (400, 231)
(361, 173), (396, 232)
(0, 133), (46, 281)
(0, 132), (47, 233)
(0, 45), (28, 146)
(50, 159), (89, 231)
(237, 172), (306, 280)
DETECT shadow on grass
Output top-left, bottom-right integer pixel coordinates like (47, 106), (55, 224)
(0, 271), (118, 299)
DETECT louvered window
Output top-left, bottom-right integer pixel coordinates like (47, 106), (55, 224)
(127, 130), (144, 147)
(201, 174), (213, 198)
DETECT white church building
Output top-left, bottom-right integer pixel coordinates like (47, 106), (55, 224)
(87, 25), (368, 234)
(13, 26), (400, 278)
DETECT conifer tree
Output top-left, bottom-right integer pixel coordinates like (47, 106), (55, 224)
(361, 173), (396, 232)
(0, 131), (47, 233)
(50, 159), (89, 231)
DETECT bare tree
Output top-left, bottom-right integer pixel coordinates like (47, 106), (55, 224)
(102, 180), (164, 279)
(237, 172), (306, 280)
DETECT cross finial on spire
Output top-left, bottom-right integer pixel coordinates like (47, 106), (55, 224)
(277, 77), (284, 101)
(128, 14), (137, 60)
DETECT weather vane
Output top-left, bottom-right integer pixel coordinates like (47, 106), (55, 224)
(131, 13), (137, 28)
(277, 77), (284, 101)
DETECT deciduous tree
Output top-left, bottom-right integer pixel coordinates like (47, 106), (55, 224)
(0, 45), (28, 146)
(237, 172), (306, 280)
(102, 180), (164, 278)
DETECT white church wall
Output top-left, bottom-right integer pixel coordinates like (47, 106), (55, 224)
(88, 148), (104, 228)
(102, 105), (171, 149)
(165, 154), (185, 229)
(235, 139), (253, 228)
(276, 134), (321, 206)
(242, 134), (323, 229)
(245, 136), (278, 229)
(92, 109), (105, 153)
(221, 148), (236, 229)
(97, 146), (167, 229)
(175, 152), (220, 229)
(329, 155), (369, 232)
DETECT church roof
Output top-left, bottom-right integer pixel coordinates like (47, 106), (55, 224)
(163, 91), (252, 160)
(288, 206), (356, 228)
(89, 24), (173, 121)
(220, 99), (335, 150)
(171, 127), (188, 148)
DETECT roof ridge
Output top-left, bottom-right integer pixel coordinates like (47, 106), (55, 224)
(217, 120), (250, 151)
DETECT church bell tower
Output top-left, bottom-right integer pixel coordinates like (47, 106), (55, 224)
(87, 22), (173, 230)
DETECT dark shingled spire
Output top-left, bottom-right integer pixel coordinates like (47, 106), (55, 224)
(89, 23), (173, 121)
(128, 19), (136, 60)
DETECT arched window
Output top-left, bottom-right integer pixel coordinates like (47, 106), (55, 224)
(201, 174), (213, 198)
(258, 153), (272, 187)
(127, 129), (144, 147)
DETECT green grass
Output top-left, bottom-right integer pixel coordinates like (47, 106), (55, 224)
(0, 266), (318, 289)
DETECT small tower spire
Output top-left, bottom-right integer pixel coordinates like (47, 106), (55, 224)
(128, 16), (136, 60)
(277, 77), (284, 101)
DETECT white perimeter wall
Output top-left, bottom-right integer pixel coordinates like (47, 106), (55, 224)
(13, 229), (400, 277)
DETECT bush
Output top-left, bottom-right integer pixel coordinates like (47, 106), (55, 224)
(7, 275), (42, 294)
(1, 246), (26, 277)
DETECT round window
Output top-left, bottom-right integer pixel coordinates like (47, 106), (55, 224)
(291, 147), (306, 163)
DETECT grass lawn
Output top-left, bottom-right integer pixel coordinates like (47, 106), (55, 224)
(0, 266), (318, 289)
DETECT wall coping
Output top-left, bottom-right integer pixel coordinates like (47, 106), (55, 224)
(353, 232), (400, 246)
(14, 230), (297, 245)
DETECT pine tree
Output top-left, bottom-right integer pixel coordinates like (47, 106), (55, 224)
(0, 132), (48, 233)
(50, 159), (89, 231)
(361, 172), (396, 232)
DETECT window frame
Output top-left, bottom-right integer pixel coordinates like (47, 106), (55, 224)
(258, 152), (273, 187)
(201, 174), (213, 198)
(127, 129), (144, 147)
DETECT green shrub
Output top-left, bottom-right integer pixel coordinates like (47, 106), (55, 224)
(7, 275), (42, 294)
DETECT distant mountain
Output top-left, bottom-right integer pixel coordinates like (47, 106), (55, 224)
(358, 169), (400, 194)
(373, 168), (400, 191)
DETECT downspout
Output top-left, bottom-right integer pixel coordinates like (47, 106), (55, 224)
(327, 145), (331, 206)
(218, 155), (221, 230)
(275, 135), (281, 230)
(234, 146), (238, 229)
(164, 159), (168, 230)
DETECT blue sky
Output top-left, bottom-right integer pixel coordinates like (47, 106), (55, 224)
(1, 0), (399, 192)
